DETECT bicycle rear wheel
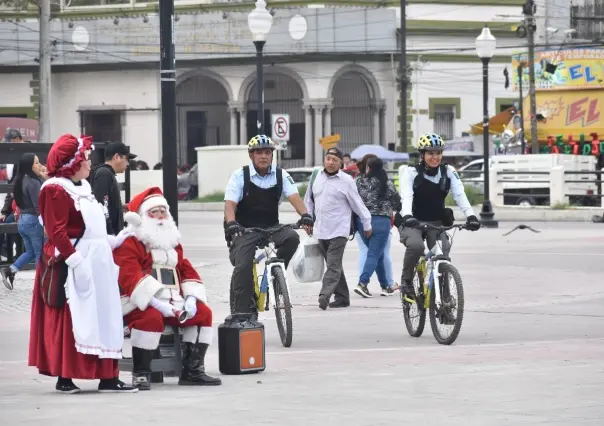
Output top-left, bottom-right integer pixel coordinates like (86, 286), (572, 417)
(402, 266), (426, 338)
(271, 266), (293, 348)
(429, 263), (464, 345)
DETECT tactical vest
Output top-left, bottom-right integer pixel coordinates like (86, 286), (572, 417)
(234, 166), (283, 229)
(411, 164), (450, 222)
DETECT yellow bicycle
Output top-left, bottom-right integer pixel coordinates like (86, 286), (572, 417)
(401, 222), (467, 345)
(229, 224), (299, 348)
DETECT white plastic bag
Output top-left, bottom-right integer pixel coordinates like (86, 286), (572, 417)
(291, 236), (325, 283)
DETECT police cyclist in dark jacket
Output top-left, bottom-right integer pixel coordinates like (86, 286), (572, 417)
(397, 133), (481, 300)
(89, 142), (137, 235)
(224, 135), (314, 315)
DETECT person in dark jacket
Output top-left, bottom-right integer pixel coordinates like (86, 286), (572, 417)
(0, 128), (24, 259)
(88, 142), (137, 235)
(1, 153), (44, 290)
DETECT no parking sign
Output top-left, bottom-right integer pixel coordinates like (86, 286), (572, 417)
(271, 114), (290, 142)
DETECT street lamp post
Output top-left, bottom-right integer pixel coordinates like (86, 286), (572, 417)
(475, 24), (499, 228)
(248, 0), (273, 135)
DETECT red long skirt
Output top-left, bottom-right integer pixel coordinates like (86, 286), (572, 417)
(28, 262), (118, 380)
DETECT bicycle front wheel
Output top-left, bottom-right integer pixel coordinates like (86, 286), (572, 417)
(402, 266), (426, 338)
(429, 262), (465, 345)
(271, 266), (293, 348)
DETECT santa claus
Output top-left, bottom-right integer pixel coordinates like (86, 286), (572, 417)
(114, 187), (221, 390)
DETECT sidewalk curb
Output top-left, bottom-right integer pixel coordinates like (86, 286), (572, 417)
(179, 202), (604, 222)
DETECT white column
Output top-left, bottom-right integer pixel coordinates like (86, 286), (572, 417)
(314, 105), (324, 166)
(304, 105), (313, 167)
(229, 107), (238, 145)
(239, 109), (247, 145)
(324, 105), (332, 136)
(372, 105), (380, 145)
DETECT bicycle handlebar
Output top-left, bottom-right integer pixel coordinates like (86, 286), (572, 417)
(243, 223), (301, 234)
(410, 222), (468, 232)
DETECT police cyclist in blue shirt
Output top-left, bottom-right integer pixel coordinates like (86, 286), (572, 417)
(224, 135), (314, 314)
(396, 133), (481, 301)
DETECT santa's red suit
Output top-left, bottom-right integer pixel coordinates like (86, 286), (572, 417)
(113, 187), (221, 389)
(28, 134), (137, 394)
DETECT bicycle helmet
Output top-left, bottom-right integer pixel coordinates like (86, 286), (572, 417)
(248, 134), (276, 152)
(417, 133), (445, 152)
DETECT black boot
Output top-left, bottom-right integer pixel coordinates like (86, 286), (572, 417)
(132, 347), (154, 391)
(178, 342), (222, 386)
(1, 267), (15, 290)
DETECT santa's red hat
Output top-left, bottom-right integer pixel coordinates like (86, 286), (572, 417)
(47, 134), (94, 178)
(124, 187), (169, 227)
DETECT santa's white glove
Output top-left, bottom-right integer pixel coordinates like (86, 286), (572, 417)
(184, 296), (197, 318)
(107, 227), (135, 250)
(149, 297), (176, 318)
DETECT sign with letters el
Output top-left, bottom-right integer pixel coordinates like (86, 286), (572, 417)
(511, 48), (604, 92)
(522, 91), (604, 141)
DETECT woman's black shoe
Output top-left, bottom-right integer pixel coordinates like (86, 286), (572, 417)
(56, 377), (81, 394)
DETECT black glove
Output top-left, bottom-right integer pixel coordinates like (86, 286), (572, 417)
(297, 213), (314, 227)
(403, 215), (419, 228)
(393, 212), (404, 228)
(465, 215), (481, 231)
(224, 220), (244, 241)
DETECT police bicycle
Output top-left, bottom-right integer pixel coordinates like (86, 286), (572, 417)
(230, 224), (299, 348)
(401, 222), (469, 345)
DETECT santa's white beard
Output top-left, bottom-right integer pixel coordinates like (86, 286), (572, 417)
(135, 214), (181, 250)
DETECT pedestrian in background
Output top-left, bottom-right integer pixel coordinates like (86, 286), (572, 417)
(354, 154), (399, 296)
(354, 156), (401, 299)
(305, 147), (372, 310)
(88, 142), (137, 236)
(0, 153), (44, 290)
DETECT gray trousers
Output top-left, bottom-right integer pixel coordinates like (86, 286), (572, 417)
(318, 237), (349, 303)
(229, 227), (300, 313)
(399, 223), (450, 283)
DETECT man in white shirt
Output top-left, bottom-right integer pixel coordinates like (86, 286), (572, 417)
(304, 148), (372, 310)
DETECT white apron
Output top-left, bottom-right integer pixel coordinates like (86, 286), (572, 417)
(41, 177), (123, 359)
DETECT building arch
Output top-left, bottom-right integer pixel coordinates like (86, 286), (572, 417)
(237, 65), (309, 103)
(175, 70), (232, 165)
(328, 64), (384, 153)
(238, 66), (309, 167)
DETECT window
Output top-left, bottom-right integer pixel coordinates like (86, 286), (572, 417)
(81, 111), (122, 143)
(432, 104), (455, 140)
(288, 171), (313, 185)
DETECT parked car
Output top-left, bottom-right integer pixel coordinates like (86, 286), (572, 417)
(285, 167), (316, 188)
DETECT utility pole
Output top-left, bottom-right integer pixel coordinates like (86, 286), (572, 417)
(517, 62), (526, 155)
(399, 0), (408, 152)
(38, 0), (51, 143)
(414, 55), (422, 137)
(159, 0), (178, 224)
(523, 0), (539, 154)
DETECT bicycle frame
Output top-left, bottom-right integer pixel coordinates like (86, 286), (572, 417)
(413, 223), (465, 310)
(243, 223), (299, 314)
(252, 242), (291, 313)
(424, 241), (451, 310)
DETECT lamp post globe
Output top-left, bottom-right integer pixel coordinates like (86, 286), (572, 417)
(475, 25), (496, 59)
(248, 0), (273, 42)
(476, 24), (498, 228)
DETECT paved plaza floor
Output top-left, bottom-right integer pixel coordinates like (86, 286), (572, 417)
(0, 212), (603, 425)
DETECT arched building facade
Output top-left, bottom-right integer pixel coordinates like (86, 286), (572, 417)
(175, 63), (390, 168)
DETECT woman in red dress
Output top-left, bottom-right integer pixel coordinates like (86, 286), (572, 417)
(28, 134), (137, 394)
